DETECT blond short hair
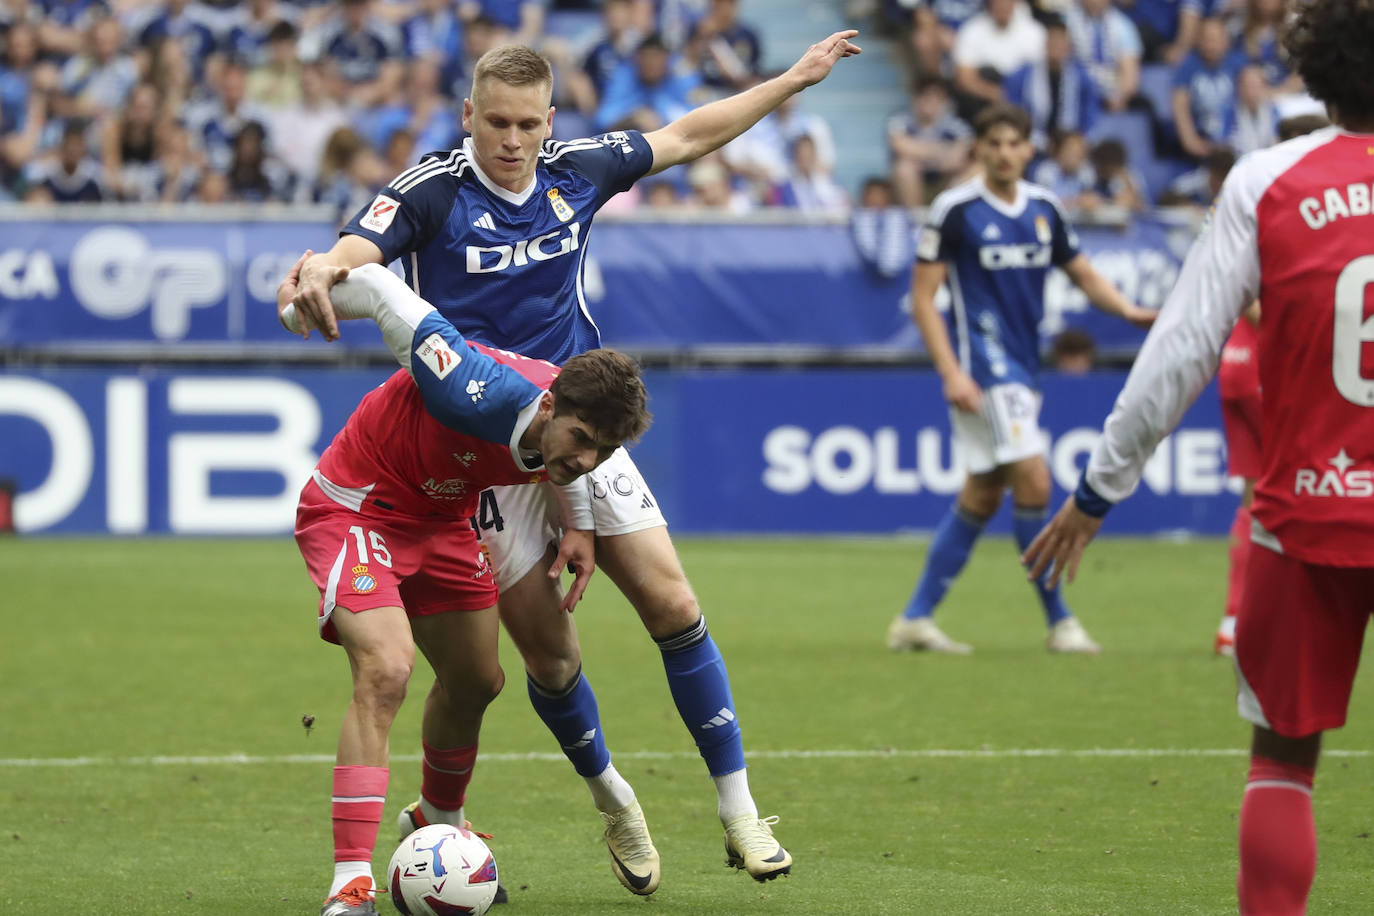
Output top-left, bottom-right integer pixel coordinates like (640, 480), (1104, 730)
(471, 45), (553, 103)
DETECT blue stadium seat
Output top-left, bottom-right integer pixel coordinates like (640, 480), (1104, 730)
(1088, 110), (1154, 158)
(1138, 64), (1176, 127)
(1142, 156), (1194, 202)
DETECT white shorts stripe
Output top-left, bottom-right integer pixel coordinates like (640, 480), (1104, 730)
(321, 541), (349, 630)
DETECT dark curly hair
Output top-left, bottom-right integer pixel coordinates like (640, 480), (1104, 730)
(1283, 0), (1374, 123)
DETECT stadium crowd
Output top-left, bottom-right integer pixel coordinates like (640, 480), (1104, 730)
(0, 0), (1324, 215)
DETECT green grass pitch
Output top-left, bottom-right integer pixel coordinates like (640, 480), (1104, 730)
(3, 536), (1373, 915)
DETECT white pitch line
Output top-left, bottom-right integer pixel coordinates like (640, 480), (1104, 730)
(2, 748), (1372, 768)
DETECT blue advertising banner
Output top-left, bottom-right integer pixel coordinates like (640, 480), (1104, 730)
(1, 367), (1236, 536)
(0, 216), (1189, 355)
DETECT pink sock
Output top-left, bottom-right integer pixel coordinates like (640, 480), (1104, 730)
(421, 741), (478, 813)
(332, 765), (389, 864)
(1238, 756), (1315, 916)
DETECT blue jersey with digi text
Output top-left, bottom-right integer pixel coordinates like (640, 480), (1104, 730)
(917, 177), (1079, 389)
(342, 131), (654, 365)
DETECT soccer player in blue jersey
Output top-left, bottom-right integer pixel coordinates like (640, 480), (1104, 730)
(886, 103), (1155, 656)
(283, 31), (861, 902)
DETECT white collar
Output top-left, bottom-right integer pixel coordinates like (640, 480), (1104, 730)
(463, 137), (540, 206)
(508, 393), (546, 473)
(976, 175), (1028, 218)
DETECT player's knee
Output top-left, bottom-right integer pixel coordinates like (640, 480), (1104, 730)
(637, 584), (701, 639)
(1010, 475), (1051, 507)
(356, 651), (414, 713)
(958, 483), (1003, 519)
(470, 663), (506, 709)
(523, 649), (581, 690)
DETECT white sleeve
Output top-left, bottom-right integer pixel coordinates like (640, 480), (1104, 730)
(552, 479), (595, 531)
(1083, 164), (1261, 502)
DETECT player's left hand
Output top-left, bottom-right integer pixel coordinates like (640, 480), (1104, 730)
(788, 30), (862, 88)
(1021, 497), (1104, 589)
(550, 528), (596, 612)
(1124, 304), (1157, 330)
(276, 249), (311, 337)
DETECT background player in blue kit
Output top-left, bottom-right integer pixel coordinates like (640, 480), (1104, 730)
(886, 103), (1154, 656)
(283, 31), (862, 899)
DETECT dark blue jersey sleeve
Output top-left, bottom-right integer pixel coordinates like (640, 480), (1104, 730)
(1047, 196), (1081, 267)
(549, 130), (654, 209)
(917, 198), (961, 263)
(340, 156), (459, 263)
(408, 311), (544, 443)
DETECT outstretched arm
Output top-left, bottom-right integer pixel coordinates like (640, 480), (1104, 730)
(1063, 255), (1156, 328)
(642, 30), (860, 174)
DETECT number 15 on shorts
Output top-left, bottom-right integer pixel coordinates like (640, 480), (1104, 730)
(347, 525), (393, 568)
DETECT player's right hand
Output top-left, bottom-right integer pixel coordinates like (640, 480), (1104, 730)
(789, 30), (862, 88)
(291, 256), (351, 342)
(550, 528), (596, 613)
(943, 371), (983, 413)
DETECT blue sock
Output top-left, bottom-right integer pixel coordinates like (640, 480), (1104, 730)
(903, 505), (987, 619)
(1013, 504), (1072, 626)
(527, 669), (611, 778)
(656, 617), (746, 777)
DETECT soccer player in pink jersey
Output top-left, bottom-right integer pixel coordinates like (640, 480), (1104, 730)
(283, 264), (651, 915)
(1024, 2), (1374, 910)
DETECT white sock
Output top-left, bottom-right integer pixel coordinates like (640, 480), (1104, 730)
(330, 861), (373, 896)
(419, 798), (464, 827)
(714, 768), (758, 823)
(586, 762), (637, 813)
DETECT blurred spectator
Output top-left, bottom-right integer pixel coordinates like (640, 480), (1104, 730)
(1050, 328), (1095, 372)
(1, 50), (55, 197)
(1003, 16), (1099, 150)
(360, 57), (459, 155)
(60, 15), (136, 118)
(224, 119), (291, 202)
(36, 0), (109, 59)
(382, 124), (415, 177)
(775, 91), (837, 172)
(24, 117), (103, 201)
(886, 76), (972, 206)
(452, 14), (511, 93)
(689, 0), (760, 92)
(151, 117), (201, 202)
(1234, 0), (1298, 92)
(642, 178), (681, 208)
(99, 79), (159, 199)
(402, 0), (464, 104)
(195, 167), (229, 203)
(1030, 128), (1096, 207)
(224, 0), (294, 68)
(186, 56), (272, 171)
(595, 32), (700, 132)
(1159, 145), (1233, 207)
(583, 0), (641, 97)
(145, 34), (196, 121)
(265, 60), (347, 188)
(1229, 63), (1277, 156)
(311, 125), (384, 220)
(139, 0), (216, 80)
(904, 5), (952, 83)
(0, 22), (46, 136)
(774, 134), (848, 212)
(656, 0), (710, 51)
(1065, 0), (1142, 112)
(953, 0), (1046, 115)
(1276, 112), (1329, 142)
(246, 19), (302, 108)
(300, 0), (403, 108)
(1088, 137), (1146, 211)
(686, 155), (752, 212)
(851, 175), (915, 279)
(1171, 16), (1245, 159)
(461, 0), (547, 48)
(717, 78), (789, 186)
(1123, 0), (1212, 64)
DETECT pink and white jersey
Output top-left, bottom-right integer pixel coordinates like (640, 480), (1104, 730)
(1085, 128), (1374, 566)
(314, 345), (559, 520)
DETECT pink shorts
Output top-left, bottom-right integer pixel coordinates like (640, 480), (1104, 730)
(1221, 391), (1263, 479)
(1235, 542), (1374, 737)
(295, 480), (497, 644)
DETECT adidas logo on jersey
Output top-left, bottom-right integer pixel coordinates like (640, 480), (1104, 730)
(473, 212), (496, 230)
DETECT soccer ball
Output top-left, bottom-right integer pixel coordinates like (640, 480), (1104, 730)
(387, 824), (499, 916)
